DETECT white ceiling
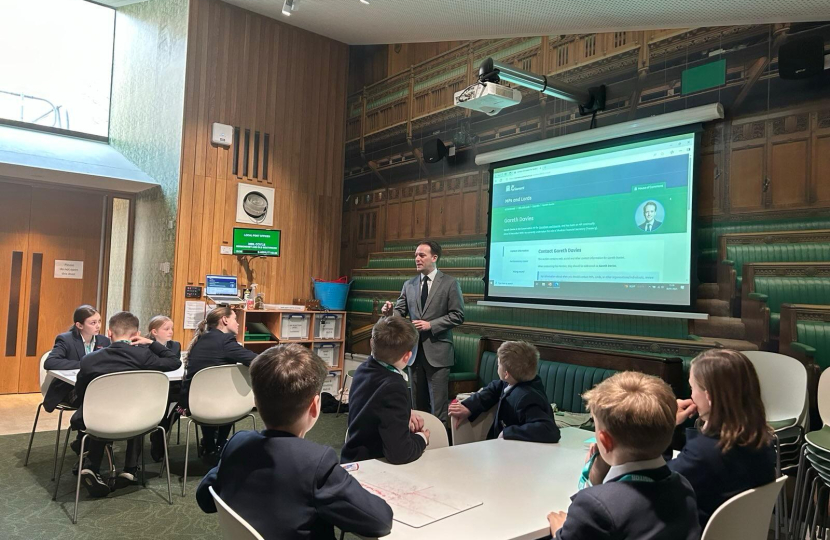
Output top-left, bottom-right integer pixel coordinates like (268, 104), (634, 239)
(217, 0), (830, 45)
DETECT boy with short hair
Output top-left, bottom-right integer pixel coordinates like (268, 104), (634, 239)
(547, 371), (700, 539)
(448, 341), (560, 443)
(197, 344), (393, 539)
(340, 317), (430, 464)
(71, 311), (181, 497)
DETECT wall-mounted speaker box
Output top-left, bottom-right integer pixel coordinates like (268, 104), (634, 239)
(779, 36), (826, 80)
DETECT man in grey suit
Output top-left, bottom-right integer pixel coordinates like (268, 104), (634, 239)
(382, 241), (465, 427)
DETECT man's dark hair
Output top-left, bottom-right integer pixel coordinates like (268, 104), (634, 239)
(371, 317), (419, 364)
(250, 344), (328, 428)
(108, 311), (140, 336)
(418, 240), (442, 261)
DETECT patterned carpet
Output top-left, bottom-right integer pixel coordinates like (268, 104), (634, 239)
(0, 412), (350, 540)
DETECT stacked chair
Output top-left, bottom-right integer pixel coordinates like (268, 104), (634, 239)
(791, 369), (830, 540)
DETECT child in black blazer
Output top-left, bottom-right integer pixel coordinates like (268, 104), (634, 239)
(341, 317), (430, 465)
(548, 372), (700, 540)
(43, 305), (110, 412)
(668, 349), (776, 528)
(146, 315), (183, 462)
(449, 341), (560, 443)
(197, 344), (393, 540)
(71, 311), (181, 497)
(183, 306), (257, 458)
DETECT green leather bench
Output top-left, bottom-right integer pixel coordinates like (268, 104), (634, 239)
(790, 321), (830, 371)
(366, 255), (486, 269)
(383, 239), (487, 252)
(726, 243), (830, 295)
(463, 303), (691, 340)
(450, 333), (481, 386)
(699, 218), (830, 265)
(780, 304), (830, 375)
(351, 275), (484, 294)
(753, 277), (830, 336)
(478, 350), (617, 413)
(345, 297), (374, 313)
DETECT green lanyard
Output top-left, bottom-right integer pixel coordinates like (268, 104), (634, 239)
(84, 337), (96, 354)
(373, 358), (408, 381)
(579, 453), (657, 489)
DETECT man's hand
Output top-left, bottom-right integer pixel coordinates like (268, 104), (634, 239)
(448, 401), (472, 429)
(547, 511), (567, 535)
(130, 336), (153, 346)
(676, 398), (698, 426)
(409, 411), (425, 433)
(381, 301), (394, 316)
(412, 320), (431, 331)
(422, 429), (431, 446)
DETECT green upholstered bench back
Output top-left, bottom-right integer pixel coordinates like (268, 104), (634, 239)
(367, 256), (485, 269)
(754, 277), (830, 334)
(478, 351), (617, 413)
(796, 321), (830, 371)
(698, 219), (830, 263)
(351, 275), (484, 294)
(726, 243), (830, 291)
(383, 239), (486, 252)
(346, 297), (374, 313)
(464, 303), (690, 339)
(450, 333), (480, 382)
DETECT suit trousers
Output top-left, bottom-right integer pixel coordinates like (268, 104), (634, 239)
(408, 344), (450, 427)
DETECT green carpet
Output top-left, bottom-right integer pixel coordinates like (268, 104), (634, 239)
(0, 412), (350, 539)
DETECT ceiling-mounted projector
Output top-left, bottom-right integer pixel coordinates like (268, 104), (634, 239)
(454, 82), (522, 116)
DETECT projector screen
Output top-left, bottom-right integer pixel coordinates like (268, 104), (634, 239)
(486, 130), (698, 309)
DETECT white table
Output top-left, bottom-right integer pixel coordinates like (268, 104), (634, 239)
(47, 365), (185, 385)
(351, 427), (593, 540)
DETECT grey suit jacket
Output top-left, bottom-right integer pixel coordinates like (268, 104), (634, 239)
(393, 270), (465, 368)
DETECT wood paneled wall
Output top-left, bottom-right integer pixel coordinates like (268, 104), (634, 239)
(386, 41), (466, 76)
(173, 0), (349, 342)
(340, 101), (830, 273)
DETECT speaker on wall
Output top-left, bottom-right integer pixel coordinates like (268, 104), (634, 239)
(423, 138), (456, 163)
(779, 35), (826, 80)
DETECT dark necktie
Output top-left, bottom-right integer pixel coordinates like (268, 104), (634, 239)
(421, 276), (429, 308)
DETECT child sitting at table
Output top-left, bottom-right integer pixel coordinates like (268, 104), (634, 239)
(341, 316), (430, 464)
(448, 341), (560, 443)
(70, 311), (181, 497)
(547, 371), (700, 539)
(197, 344), (393, 539)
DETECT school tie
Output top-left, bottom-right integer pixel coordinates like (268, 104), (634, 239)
(421, 276), (429, 308)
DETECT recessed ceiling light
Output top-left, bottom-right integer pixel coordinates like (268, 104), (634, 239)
(360, 0), (370, 4)
(282, 0), (295, 16)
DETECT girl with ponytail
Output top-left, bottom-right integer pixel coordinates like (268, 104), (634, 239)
(181, 306), (256, 459)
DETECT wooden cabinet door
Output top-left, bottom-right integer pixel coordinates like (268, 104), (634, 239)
(0, 183), (32, 394)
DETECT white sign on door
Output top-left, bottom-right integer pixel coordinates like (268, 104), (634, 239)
(54, 260), (84, 279)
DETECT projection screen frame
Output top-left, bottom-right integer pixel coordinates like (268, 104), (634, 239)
(484, 124), (704, 315)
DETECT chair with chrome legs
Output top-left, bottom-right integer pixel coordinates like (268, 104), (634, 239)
(24, 352), (77, 481)
(52, 370), (174, 523)
(180, 364), (256, 496)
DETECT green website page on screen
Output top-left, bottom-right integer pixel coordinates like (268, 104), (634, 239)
(488, 132), (696, 307)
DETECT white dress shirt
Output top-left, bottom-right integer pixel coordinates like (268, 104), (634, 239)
(604, 456), (666, 483)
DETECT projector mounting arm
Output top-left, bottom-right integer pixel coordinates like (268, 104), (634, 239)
(478, 57), (606, 115)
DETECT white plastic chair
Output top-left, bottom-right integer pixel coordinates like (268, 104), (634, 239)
(744, 351), (808, 431)
(24, 352), (77, 481)
(181, 364), (256, 496)
(53, 371), (173, 523)
(701, 476), (786, 540)
(450, 407), (496, 446)
(818, 368), (830, 427)
(209, 485), (264, 540)
(417, 411), (448, 450)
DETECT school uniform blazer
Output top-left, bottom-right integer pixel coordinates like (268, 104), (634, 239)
(181, 329), (257, 406)
(42, 331), (110, 412)
(667, 427), (776, 528)
(340, 357), (426, 465)
(197, 430), (393, 540)
(69, 341), (181, 429)
(462, 376), (561, 443)
(392, 270), (464, 368)
(555, 465), (700, 540)
(156, 340), (182, 360)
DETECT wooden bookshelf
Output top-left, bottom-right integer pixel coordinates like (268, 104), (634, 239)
(233, 309), (347, 374)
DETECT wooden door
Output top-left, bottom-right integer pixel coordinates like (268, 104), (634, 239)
(17, 187), (105, 392)
(0, 183), (32, 394)
(0, 182), (105, 394)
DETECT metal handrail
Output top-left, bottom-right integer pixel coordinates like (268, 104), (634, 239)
(0, 89), (68, 129)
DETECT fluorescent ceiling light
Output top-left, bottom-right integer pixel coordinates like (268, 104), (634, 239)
(475, 103), (724, 165)
(282, 0), (295, 16)
(360, 0), (370, 4)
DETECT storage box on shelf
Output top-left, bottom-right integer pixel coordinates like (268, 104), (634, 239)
(234, 309), (347, 390)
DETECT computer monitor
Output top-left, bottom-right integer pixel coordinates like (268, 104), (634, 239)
(232, 228), (281, 256)
(206, 275), (238, 296)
